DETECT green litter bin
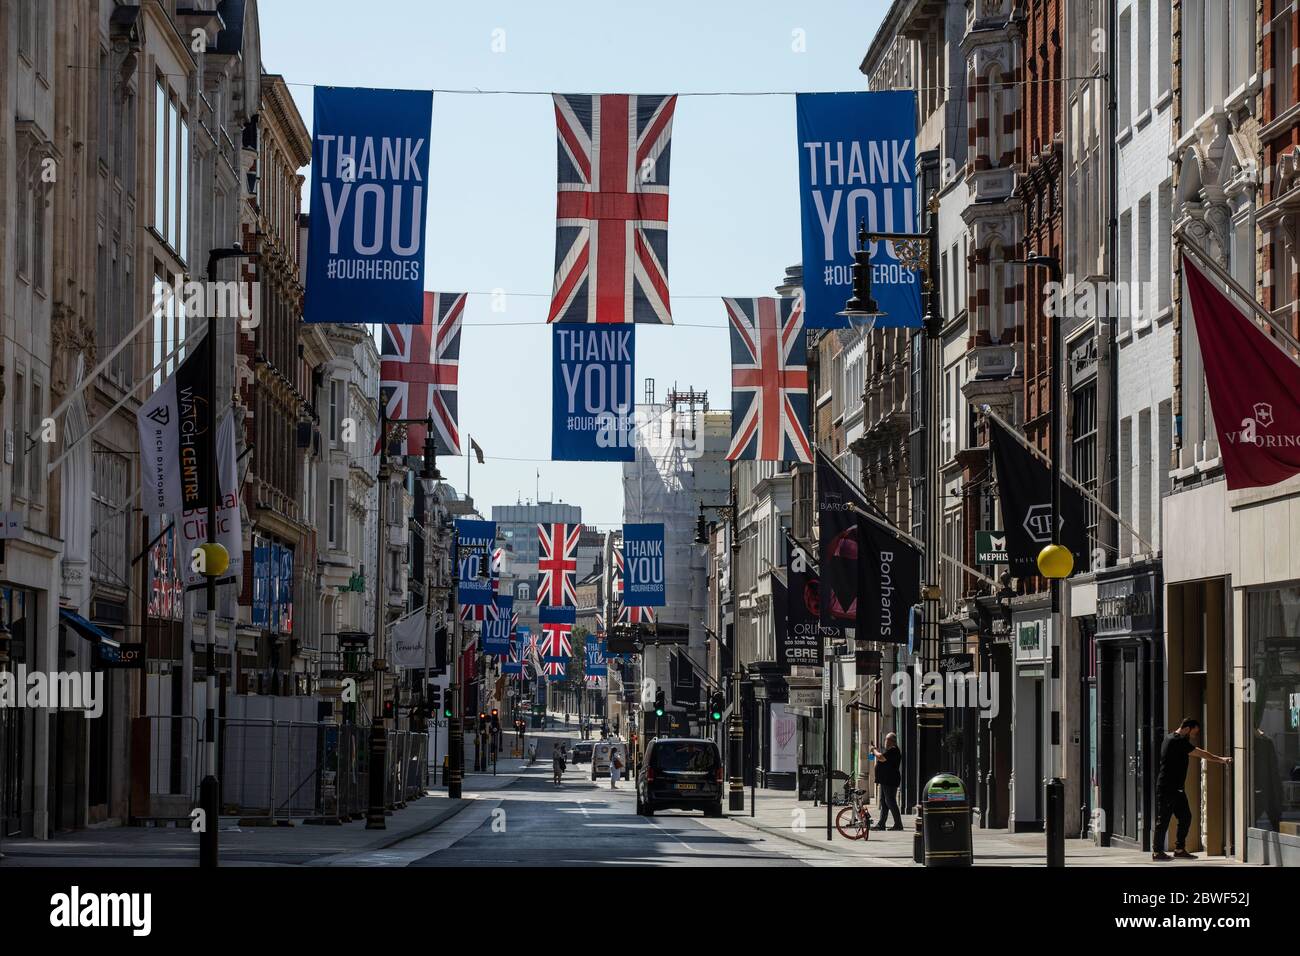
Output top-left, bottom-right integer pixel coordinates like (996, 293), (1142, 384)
(921, 773), (972, 867)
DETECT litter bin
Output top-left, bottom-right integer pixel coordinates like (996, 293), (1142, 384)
(921, 773), (972, 867)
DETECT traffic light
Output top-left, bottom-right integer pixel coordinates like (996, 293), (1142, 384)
(443, 703), (453, 719)
(653, 689), (665, 717)
(709, 692), (724, 723)
(429, 686), (442, 710)
(383, 699), (395, 720)
(490, 708), (500, 731)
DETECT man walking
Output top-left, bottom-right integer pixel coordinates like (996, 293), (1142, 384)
(1153, 717), (1231, 860)
(871, 733), (904, 831)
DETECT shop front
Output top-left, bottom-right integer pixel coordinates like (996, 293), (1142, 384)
(1009, 598), (1051, 831)
(1245, 583), (1300, 866)
(1094, 565), (1163, 850)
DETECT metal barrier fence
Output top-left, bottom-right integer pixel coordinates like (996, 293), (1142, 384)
(137, 715), (427, 823)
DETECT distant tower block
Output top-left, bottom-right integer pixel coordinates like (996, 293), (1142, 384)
(644, 377), (655, 405)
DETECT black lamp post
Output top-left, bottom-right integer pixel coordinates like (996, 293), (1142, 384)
(839, 149), (944, 834)
(199, 244), (256, 868)
(367, 413), (442, 828)
(1011, 252), (1068, 867)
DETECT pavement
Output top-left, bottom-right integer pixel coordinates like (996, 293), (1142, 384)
(720, 784), (1247, 867)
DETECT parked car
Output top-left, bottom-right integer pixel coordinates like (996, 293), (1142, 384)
(636, 738), (723, 817)
(591, 740), (628, 780)
(570, 742), (594, 765)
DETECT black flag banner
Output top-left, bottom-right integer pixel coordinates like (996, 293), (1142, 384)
(988, 417), (1090, 578)
(137, 334), (215, 516)
(816, 449), (871, 626)
(785, 536), (839, 668)
(857, 517), (921, 645)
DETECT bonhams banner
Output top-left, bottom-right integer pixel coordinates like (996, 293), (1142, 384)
(796, 91), (920, 329)
(304, 86), (432, 325)
(552, 325), (636, 461)
(856, 518), (921, 645)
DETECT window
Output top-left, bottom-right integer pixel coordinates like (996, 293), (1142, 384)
(153, 80), (190, 259)
(1273, 3), (1295, 117)
(1136, 194), (1151, 326)
(1158, 183), (1172, 312)
(16, 168), (29, 279)
(1071, 380), (1099, 555)
(1137, 0), (1151, 115)
(13, 369), (27, 499)
(329, 380), (341, 444)
(18, 0), (31, 61)
(27, 374), (44, 504)
(1118, 9), (1132, 129)
(34, 0), (48, 79)
(1157, 0), (1172, 96)
(32, 184), (46, 293)
(328, 479), (341, 548)
(1118, 209), (1133, 335)
(1247, 586), (1300, 840)
(1119, 417), (1132, 559)
(1138, 408), (1153, 551)
(91, 448), (129, 584)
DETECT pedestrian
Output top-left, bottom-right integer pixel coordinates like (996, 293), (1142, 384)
(1152, 717), (1230, 860)
(870, 733), (904, 831)
(564, 713), (569, 728)
(610, 746), (624, 789)
(552, 742), (566, 786)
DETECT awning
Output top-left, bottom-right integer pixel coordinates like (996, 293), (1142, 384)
(60, 609), (121, 649)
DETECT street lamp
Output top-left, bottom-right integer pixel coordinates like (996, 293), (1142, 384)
(839, 149), (944, 834)
(1010, 251), (1067, 868)
(698, 487), (744, 812)
(367, 412), (441, 828)
(199, 243), (256, 868)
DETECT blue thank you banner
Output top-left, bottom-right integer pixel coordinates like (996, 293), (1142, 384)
(622, 523), (665, 606)
(796, 91), (920, 329)
(585, 636), (608, 677)
(455, 519), (497, 606)
(552, 325), (636, 461)
(305, 86), (432, 325)
(482, 594), (513, 655)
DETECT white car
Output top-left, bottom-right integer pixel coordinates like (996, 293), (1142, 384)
(590, 740), (629, 780)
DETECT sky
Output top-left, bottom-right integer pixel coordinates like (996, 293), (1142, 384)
(259, 0), (888, 530)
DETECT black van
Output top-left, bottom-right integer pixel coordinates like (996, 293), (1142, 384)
(636, 738), (723, 817)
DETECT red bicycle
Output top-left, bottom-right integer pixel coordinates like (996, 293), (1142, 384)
(834, 787), (874, 840)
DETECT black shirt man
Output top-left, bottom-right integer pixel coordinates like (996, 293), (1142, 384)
(1153, 717), (1231, 860)
(871, 733), (904, 831)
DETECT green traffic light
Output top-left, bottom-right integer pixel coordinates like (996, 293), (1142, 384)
(710, 711), (722, 722)
(655, 707), (664, 717)
(443, 708), (452, 718)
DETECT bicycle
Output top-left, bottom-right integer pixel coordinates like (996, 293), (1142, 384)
(834, 787), (874, 840)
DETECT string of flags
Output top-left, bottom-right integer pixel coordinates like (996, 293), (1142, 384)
(299, 84), (923, 468)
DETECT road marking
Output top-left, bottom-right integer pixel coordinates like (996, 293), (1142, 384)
(647, 820), (695, 853)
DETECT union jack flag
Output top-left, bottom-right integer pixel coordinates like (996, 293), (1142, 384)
(595, 611), (606, 637)
(612, 546), (625, 600)
(616, 603), (656, 625)
(381, 291), (466, 456)
(536, 522), (582, 606)
(548, 94), (677, 325)
(724, 296), (812, 463)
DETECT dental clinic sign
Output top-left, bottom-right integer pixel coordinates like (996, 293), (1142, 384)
(796, 91), (920, 329)
(621, 523), (665, 606)
(305, 86), (432, 326)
